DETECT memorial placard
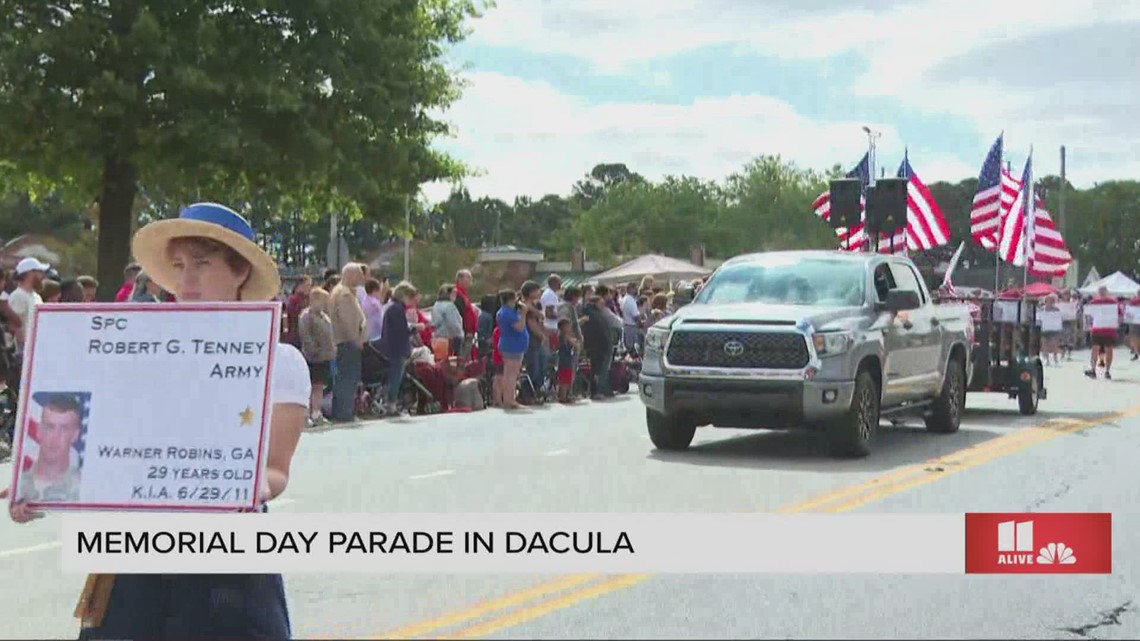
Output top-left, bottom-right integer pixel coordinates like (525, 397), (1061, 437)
(992, 299), (1022, 323)
(1058, 301), (1079, 321)
(1037, 309), (1062, 332)
(1084, 303), (1119, 330)
(9, 303), (280, 512)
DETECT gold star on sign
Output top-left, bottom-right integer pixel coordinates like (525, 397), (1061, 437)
(239, 407), (255, 426)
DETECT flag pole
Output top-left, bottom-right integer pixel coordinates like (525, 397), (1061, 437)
(1022, 147), (1033, 293)
(863, 126), (878, 254)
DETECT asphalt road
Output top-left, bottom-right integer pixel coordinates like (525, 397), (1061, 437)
(2, 349), (1139, 639)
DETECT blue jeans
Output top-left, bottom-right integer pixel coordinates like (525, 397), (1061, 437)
(386, 356), (407, 404)
(524, 342), (547, 395)
(332, 342), (362, 421)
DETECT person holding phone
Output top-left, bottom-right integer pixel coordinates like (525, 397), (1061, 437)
(495, 289), (528, 409)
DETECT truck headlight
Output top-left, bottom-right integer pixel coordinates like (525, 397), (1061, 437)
(813, 331), (853, 356)
(645, 327), (669, 352)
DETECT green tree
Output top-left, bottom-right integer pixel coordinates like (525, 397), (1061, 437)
(571, 163), (644, 211)
(1066, 180), (1140, 275)
(0, 0), (482, 299)
(572, 175), (723, 262)
(713, 155), (834, 255)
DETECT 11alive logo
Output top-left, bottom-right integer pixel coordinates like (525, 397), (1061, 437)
(964, 513), (1112, 574)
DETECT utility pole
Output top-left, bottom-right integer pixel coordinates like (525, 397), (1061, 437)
(403, 194), (411, 282)
(862, 125), (881, 253)
(1059, 145), (1067, 239)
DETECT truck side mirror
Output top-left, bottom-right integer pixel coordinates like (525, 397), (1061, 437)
(881, 290), (921, 312)
(674, 282), (695, 305)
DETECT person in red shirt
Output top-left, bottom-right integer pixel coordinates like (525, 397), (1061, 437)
(454, 269), (479, 360)
(1085, 286), (1119, 379)
(114, 263), (142, 302)
(1129, 294), (1140, 361)
(282, 275), (312, 347)
(491, 324), (503, 406)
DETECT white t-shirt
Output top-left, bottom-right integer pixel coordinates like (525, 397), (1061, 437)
(540, 288), (562, 331)
(271, 343), (311, 408)
(620, 294), (640, 326)
(7, 286), (41, 329)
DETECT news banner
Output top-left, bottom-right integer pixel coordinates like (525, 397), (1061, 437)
(61, 512), (1112, 575)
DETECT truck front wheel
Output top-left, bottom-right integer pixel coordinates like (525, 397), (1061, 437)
(647, 410), (696, 451)
(827, 370), (880, 458)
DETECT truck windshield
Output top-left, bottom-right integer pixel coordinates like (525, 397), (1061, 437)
(694, 257), (865, 306)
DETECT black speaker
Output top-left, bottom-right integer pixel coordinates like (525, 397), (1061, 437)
(829, 179), (862, 229)
(866, 178), (908, 235)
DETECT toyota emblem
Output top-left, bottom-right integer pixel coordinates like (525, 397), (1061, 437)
(723, 340), (744, 356)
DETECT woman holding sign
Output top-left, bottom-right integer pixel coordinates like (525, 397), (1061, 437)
(5, 203), (310, 639)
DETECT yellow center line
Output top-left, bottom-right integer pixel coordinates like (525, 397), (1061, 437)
(366, 574), (602, 640)
(435, 575), (653, 640)
(782, 425), (1046, 513)
(372, 404), (1140, 639)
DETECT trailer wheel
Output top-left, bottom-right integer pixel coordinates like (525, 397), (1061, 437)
(1017, 370), (1040, 416)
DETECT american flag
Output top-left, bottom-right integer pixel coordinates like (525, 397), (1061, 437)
(812, 153), (870, 250)
(897, 152), (951, 251)
(812, 154), (906, 253)
(21, 391), (91, 473)
(997, 157), (1073, 277)
(969, 134), (1005, 249)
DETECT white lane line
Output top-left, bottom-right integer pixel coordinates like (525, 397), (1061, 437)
(408, 469), (455, 480)
(544, 449), (570, 456)
(0, 541), (61, 558)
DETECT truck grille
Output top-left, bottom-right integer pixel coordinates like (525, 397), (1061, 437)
(666, 330), (810, 369)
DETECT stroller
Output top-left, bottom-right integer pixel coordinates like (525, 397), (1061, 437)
(0, 341), (19, 461)
(574, 344), (632, 399)
(359, 341), (444, 417)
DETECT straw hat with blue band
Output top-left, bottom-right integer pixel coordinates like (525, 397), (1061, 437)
(131, 203), (281, 302)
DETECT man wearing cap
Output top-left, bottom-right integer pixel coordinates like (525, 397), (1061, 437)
(8, 257), (49, 351)
(114, 263), (143, 303)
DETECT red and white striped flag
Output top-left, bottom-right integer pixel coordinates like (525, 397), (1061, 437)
(969, 134), (1005, 250)
(898, 154), (951, 252)
(997, 186), (1073, 277)
(812, 154), (873, 251)
(814, 153), (947, 255)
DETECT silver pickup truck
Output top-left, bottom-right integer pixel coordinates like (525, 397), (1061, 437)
(639, 250), (974, 457)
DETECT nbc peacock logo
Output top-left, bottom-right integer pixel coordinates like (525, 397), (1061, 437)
(1037, 542), (1077, 565)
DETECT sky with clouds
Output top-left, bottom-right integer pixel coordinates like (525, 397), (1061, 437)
(421, 0), (1140, 203)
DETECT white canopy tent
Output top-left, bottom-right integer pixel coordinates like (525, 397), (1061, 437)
(1077, 271), (1140, 298)
(590, 254), (711, 286)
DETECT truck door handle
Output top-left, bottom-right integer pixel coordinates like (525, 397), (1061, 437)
(902, 320), (914, 330)
(930, 317), (940, 327)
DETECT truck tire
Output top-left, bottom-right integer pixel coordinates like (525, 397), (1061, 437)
(647, 410), (696, 451)
(827, 370), (880, 458)
(925, 356), (965, 434)
(1018, 369), (1040, 416)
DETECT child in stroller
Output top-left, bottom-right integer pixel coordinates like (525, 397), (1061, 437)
(359, 340), (443, 417)
(574, 342), (633, 399)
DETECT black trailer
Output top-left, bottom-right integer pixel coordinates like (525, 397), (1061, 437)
(939, 296), (1046, 415)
